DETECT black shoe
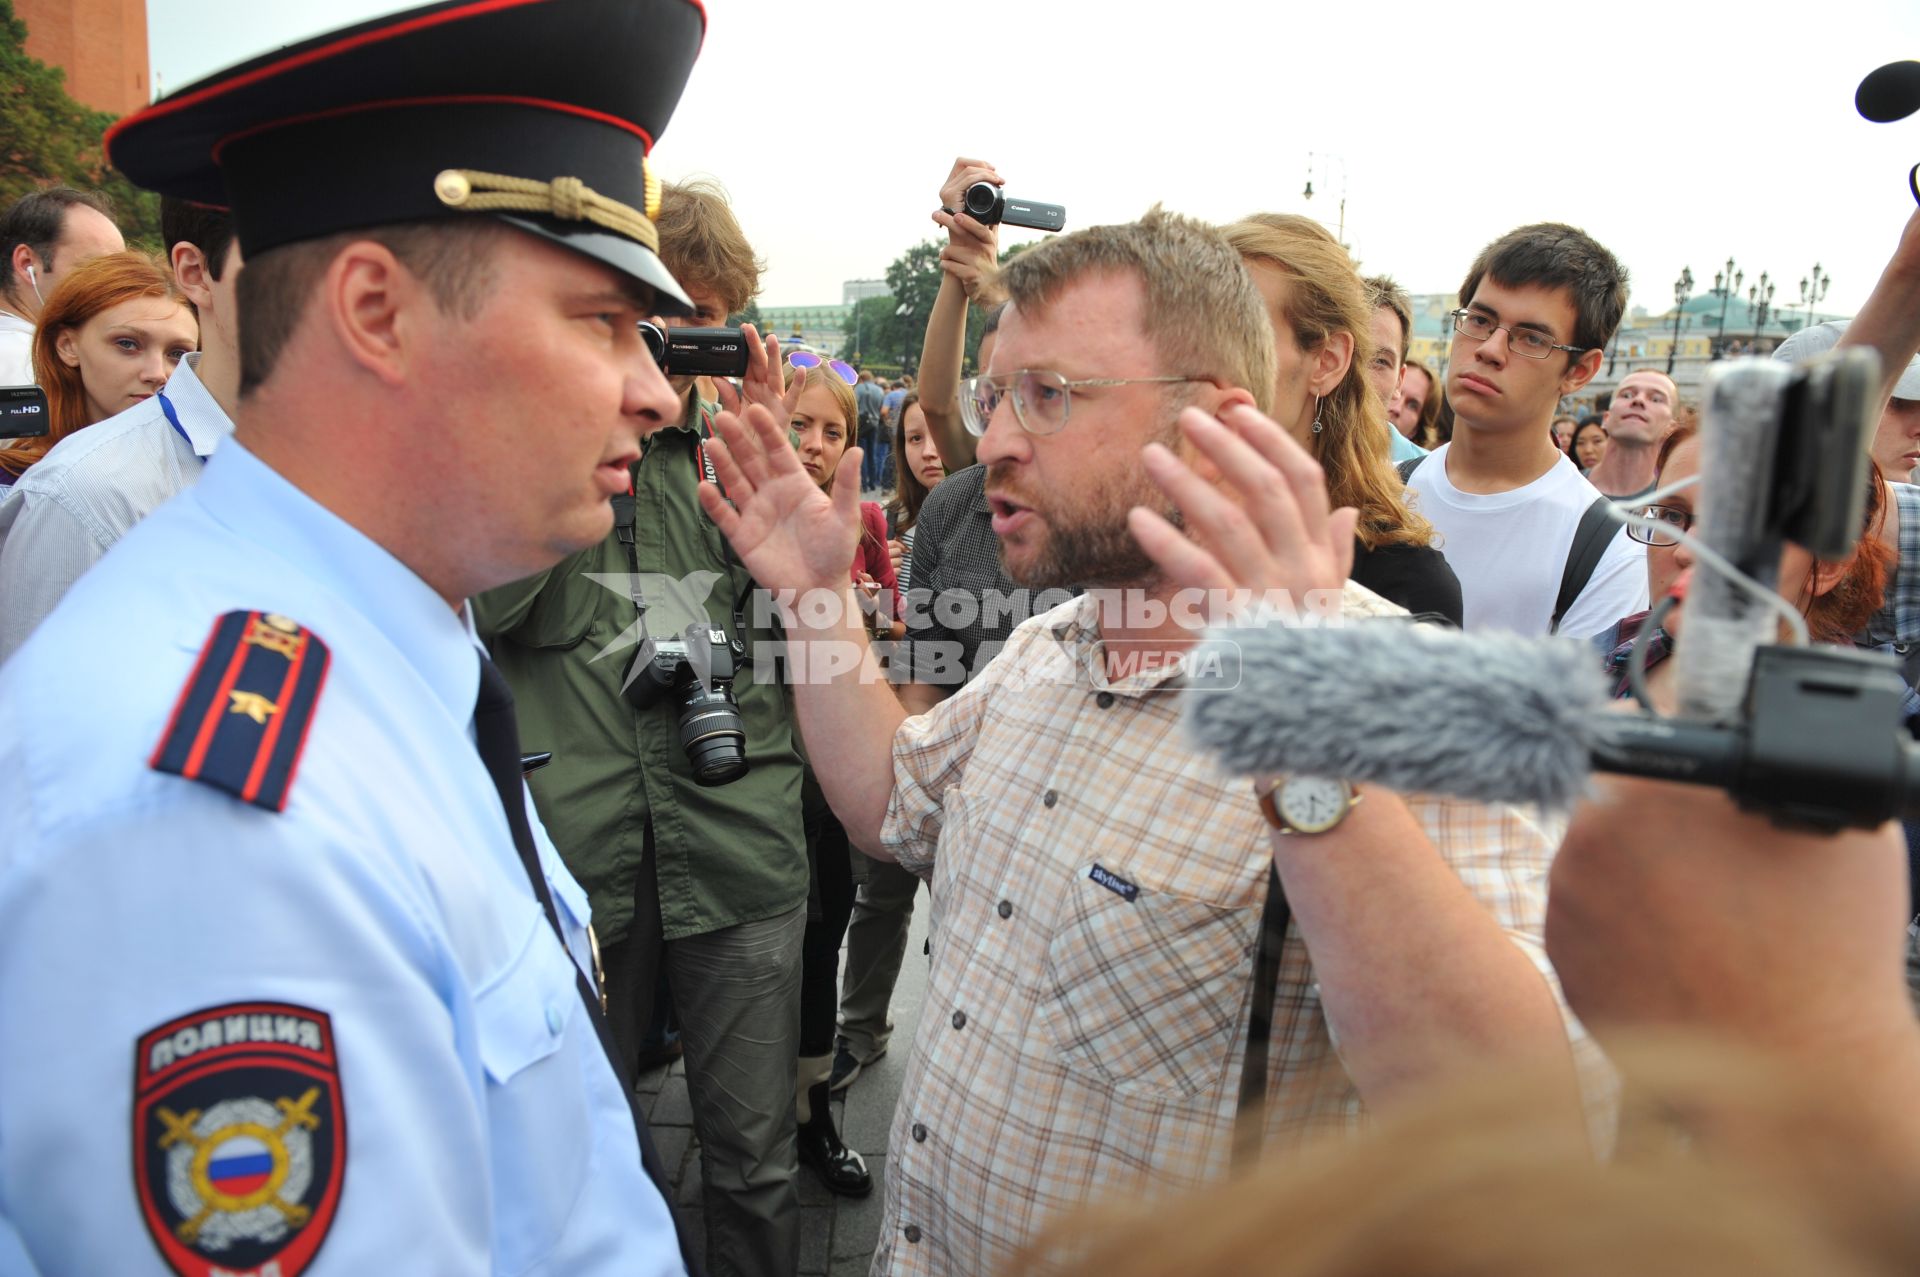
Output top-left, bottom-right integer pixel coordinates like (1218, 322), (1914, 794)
(797, 1083), (871, 1197)
(828, 1038), (884, 1093)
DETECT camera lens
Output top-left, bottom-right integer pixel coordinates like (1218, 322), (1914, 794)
(964, 182), (1001, 219)
(638, 319), (667, 366)
(677, 683), (749, 786)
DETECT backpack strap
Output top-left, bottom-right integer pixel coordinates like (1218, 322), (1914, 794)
(1549, 496), (1618, 636)
(1395, 455), (1424, 484)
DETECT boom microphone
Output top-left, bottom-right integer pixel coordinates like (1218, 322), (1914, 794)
(1858, 60), (1920, 123)
(1184, 618), (1920, 831)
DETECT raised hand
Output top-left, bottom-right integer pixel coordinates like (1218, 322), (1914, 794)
(1127, 403), (1358, 622)
(697, 401), (862, 603)
(713, 323), (801, 421)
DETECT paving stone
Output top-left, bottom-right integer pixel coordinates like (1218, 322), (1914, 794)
(676, 1152), (705, 1207)
(650, 1073), (693, 1126)
(830, 1154), (887, 1260)
(650, 1125), (691, 1187)
(799, 1204), (833, 1274)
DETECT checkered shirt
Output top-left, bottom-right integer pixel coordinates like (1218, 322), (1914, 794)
(871, 586), (1579, 1276)
(1871, 482), (1920, 648)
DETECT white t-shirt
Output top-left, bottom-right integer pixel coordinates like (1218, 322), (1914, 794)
(0, 311), (34, 387)
(1406, 442), (1648, 640)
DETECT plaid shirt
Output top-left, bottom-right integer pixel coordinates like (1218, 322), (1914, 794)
(1871, 482), (1920, 649)
(872, 587), (1578, 1275)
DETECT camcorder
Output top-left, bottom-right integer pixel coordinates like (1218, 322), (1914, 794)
(1, 385), (50, 439)
(962, 181), (1066, 233)
(623, 623), (750, 787)
(1589, 350), (1920, 832)
(639, 321), (750, 379)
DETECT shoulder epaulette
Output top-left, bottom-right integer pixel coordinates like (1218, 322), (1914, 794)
(149, 610), (331, 812)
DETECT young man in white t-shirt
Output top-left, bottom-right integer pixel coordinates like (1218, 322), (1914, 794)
(1406, 223), (1647, 639)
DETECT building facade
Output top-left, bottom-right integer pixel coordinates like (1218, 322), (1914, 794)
(18, 0), (149, 117)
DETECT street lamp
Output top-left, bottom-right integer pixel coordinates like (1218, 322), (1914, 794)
(1747, 271), (1776, 352)
(1710, 256), (1743, 357)
(1302, 151), (1349, 247)
(1668, 266), (1693, 375)
(1798, 262), (1831, 331)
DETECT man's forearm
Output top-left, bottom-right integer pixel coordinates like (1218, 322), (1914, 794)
(919, 273), (977, 472)
(787, 584), (909, 857)
(1269, 786), (1577, 1110)
(1839, 218), (1920, 410)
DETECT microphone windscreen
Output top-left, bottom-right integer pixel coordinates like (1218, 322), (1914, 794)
(1183, 618), (1607, 809)
(1858, 60), (1920, 123)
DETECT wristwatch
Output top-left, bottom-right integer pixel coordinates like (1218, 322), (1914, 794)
(1256, 775), (1362, 835)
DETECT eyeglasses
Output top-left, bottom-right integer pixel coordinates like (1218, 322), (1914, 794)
(959, 370), (1210, 437)
(1449, 309), (1588, 360)
(1627, 505), (1694, 547)
(787, 350), (857, 386)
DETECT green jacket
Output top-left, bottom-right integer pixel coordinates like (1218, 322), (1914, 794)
(474, 402), (808, 944)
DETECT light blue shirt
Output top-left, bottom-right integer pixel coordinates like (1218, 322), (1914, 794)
(0, 439), (684, 1275)
(0, 354), (233, 663)
(1387, 422), (1427, 465)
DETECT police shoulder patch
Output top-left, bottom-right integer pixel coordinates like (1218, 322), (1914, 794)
(133, 1001), (347, 1277)
(150, 611), (331, 812)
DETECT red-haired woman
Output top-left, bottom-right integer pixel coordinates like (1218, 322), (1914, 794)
(0, 251), (196, 485)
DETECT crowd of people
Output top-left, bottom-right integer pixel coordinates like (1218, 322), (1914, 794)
(5, 3), (1920, 1275)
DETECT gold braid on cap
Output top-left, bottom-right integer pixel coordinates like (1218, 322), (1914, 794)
(432, 168), (658, 251)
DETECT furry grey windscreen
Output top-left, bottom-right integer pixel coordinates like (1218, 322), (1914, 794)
(1182, 619), (1607, 809)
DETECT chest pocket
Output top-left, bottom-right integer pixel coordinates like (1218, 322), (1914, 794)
(474, 907), (591, 1272)
(1039, 865), (1257, 1099)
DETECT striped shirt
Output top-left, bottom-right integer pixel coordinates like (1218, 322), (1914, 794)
(872, 586), (1579, 1275)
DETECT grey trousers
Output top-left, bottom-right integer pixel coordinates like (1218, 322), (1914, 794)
(834, 857), (923, 1058)
(605, 832), (806, 1277)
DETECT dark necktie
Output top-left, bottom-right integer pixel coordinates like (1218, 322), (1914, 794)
(473, 656), (696, 1269)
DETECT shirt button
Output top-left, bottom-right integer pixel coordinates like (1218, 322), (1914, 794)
(951, 1010), (967, 1030)
(912, 1122), (928, 1143)
(545, 1003), (565, 1035)
(997, 900), (1013, 919)
(1042, 790), (1058, 808)
(904, 1225), (923, 1244)
(1096, 691), (1116, 709)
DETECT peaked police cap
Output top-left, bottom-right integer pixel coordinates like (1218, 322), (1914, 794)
(106, 0), (707, 313)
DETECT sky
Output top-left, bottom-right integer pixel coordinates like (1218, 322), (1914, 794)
(149, 0), (1920, 319)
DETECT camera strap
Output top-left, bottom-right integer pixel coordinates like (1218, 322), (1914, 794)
(1232, 865), (1291, 1170)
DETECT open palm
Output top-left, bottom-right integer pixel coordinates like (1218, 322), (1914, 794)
(697, 403), (862, 599)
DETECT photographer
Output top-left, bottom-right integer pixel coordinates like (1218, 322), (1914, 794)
(475, 178), (810, 1277)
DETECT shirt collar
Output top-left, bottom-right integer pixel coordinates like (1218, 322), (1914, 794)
(160, 355), (235, 458)
(190, 436), (479, 722)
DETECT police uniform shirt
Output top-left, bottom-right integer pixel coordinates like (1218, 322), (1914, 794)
(0, 438), (685, 1275)
(0, 353), (233, 664)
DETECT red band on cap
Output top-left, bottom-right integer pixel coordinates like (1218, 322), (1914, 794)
(210, 93), (657, 163)
(106, 0), (707, 151)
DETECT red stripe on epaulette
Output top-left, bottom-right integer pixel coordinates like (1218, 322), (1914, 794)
(150, 611), (331, 813)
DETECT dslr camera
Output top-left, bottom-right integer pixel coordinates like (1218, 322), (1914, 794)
(962, 181), (1066, 233)
(639, 320), (751, 379)
(625, 623), (750, 786)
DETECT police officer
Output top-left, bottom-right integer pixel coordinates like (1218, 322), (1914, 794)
(0, 1), (707, 1272)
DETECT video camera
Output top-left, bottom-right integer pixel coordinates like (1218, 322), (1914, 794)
(961, 182), (1066, 233)
(1, 385), (50, 439)
(638, 321), (750, 379)
(1589, 349), (1920, 832)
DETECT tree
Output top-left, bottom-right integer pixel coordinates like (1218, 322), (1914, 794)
(842, 236), (1045, 374)
(0, 1), (160, 248)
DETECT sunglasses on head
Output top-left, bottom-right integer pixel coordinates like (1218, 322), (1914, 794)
(787, 350), (857, 386)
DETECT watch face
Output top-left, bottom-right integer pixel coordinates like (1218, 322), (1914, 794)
(1279, 776), (1350, 834)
